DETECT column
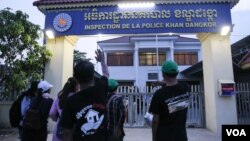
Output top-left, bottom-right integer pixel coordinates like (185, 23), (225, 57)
(197, 33), (237, 135)
(169, 46), (174, 60)
(134, 46), (139, 86)
(45, 36), (78, 98)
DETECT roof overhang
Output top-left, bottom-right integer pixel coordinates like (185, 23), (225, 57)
(181, 60), (250, 77)
(33, 0), (240, 13)
(232, 35), (250, 49)
(238, 51), (250, 70)
(181, 61), (203, 76)
(130, 35), (179, 42)
(174, 42), (201, 45)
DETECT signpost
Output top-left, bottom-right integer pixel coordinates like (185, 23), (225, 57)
(45, 3), (232, 36)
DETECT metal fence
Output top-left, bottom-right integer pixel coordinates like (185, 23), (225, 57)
(187, 85), (205, 127)
(1, 83), (249, 127)
(236, 82), (250, 125)
(0, 87), (20, 102)
(116, 85), (205, 128)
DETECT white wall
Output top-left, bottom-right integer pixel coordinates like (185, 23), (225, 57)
(109, 67), (136, 80)
(101, 36), (202, 88)
(136, 41), (172, 48)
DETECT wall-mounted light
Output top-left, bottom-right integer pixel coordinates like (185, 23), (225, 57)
(45, 30), (55, 39)
(220, 26), (231, 36)
(118, 2), (155, 9)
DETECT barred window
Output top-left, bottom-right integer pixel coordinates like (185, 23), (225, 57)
(174, 52), (198, 65)
(139, 52), (166, 66)
(107, 52), (133, 66)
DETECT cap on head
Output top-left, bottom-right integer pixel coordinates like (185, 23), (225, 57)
(38, 80), (53, 93)
(161, 60), (179, 74)
(108, 79), (119, 91)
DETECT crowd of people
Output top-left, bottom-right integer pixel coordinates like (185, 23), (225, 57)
(9, 49), (190, 141)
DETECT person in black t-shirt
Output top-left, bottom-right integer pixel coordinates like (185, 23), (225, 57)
(60, 49), (109, 141)
(149, 60), (190, 141)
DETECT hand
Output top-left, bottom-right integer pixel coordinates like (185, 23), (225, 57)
(95, 48), (109, 77)
(95, 49), (104, 62)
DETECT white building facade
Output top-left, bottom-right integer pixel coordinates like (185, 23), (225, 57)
(98, 35), (202, 88)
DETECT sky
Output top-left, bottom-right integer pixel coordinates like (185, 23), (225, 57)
(1, 0), (250, 71)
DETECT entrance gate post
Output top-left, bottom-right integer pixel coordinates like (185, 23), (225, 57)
(45, 36), (78, 98)
(33, 0), (240, 134)
(197, 33), (237, 134)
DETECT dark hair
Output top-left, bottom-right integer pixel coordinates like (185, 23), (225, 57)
(30, 88), (43, 109)
(73, 60), (94, 84)
(24, 80), (39, 97)
(58, 77), (78, 109)
(163, 72), (178, 78)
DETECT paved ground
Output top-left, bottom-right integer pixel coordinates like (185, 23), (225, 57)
(0, 127), (221, 141)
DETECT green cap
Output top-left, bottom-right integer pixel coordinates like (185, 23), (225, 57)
(108, 79), (119, 90)
(161, 60), (179, 74)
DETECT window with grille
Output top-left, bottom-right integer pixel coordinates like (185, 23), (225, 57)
(107, 52), (133, 66)
(139, 52), (166, 66)
(174, 52), (198, 65)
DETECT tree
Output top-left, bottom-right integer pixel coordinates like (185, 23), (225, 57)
(74, 49), (91, 64)
(0, 8), (51, 99)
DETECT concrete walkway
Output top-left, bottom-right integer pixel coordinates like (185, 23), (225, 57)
(124, 128), (221, 141)
(0, 128), (221, 141)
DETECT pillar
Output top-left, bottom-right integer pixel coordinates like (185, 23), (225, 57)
(44, 36), (78, 131)
(45, 36), (78, 98)
(134, 45), (139, 86)
(197, 33), (237, 135)
(169, 46), (174, 60)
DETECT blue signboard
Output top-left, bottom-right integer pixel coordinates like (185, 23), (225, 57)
(221, 83), (235, 96)
(45, 3), (232, 36)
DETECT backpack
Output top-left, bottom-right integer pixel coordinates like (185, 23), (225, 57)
(9, 93), (25, 127)
(22, 108), (42, 130)
(22, 99), (42, 130)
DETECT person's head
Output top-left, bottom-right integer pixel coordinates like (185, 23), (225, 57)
(26, 80), (39, 97)
(61, 77), (79, 94)
(161, 60), (179, 79)
(58, 77), (78, 109)
(108, 79), (119, 93)
(37, 80), (53, 94)
(73, 60), (94, 84)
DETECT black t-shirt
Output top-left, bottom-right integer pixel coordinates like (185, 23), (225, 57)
(60, 76), (108, 141)
(149, 83), (190, 141)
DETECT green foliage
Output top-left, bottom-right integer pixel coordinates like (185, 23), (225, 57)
(74, 50), (91, 62)
(0, 8), (52, 97)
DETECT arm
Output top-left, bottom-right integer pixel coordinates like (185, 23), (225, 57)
(152, 114), (159, 141)
(113, 97), (126, 137)
(49, 99), (59, 122)
(118, 97), (126, 127)
(95, 49), (109, 78)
